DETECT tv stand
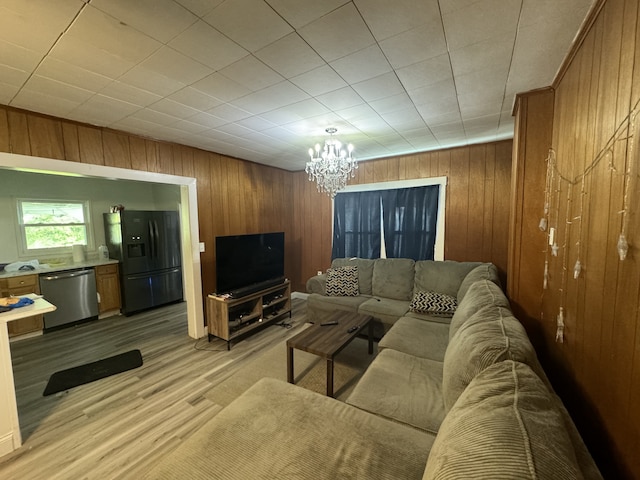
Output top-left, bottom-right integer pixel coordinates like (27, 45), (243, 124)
(206, 280), (291, 349)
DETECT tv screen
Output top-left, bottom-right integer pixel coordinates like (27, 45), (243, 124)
(215, 232), (285, 296)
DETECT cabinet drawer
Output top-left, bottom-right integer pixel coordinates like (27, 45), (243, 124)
(6, 275), (38, 289)
(96, 264), (118, 275)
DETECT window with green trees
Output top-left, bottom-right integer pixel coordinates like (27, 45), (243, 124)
(18, 200), (91, 252)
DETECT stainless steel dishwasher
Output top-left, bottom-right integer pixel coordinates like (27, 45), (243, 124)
(39, 268), (99, 330)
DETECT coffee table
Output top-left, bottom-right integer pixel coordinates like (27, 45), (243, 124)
(286, 311), (373, 397)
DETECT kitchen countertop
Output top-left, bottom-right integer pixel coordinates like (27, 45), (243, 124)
(0, 294), (56, 324)
(0, 258), (119, 279)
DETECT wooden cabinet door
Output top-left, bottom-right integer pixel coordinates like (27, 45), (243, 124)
(95, 265), (121, 314)
(1, 275), (44, 337)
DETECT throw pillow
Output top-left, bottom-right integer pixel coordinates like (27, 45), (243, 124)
(325, 266), (359, 296)
(409, 290), (457, 316)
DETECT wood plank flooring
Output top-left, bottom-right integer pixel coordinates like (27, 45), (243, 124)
(0, 299), (308, 480)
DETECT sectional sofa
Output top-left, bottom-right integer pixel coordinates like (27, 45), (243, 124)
(143, 259), (602, 479)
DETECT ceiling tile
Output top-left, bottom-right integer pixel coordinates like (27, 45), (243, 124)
(99, 81), (163, 107)
(167, 87), (224, 111)
(21, 75), (93, 104)
(206, 103), (254, 123)
(219, 55), (283, 92)
(380, 22), (448, 69)
(316, 87), (364, 111)
(11, 88), (79, 117)
(36, 57), (112, 92)
(355, 0), (442, 41)
(174, 0), (225, 17)
(65, 5), (161, 65)
(0, 39), (44, 72)
(352, 72), (405, 102)
(117, 65), (185, 97)
(290, 65), (347, 97)
(232, 81), (309, 115)
(255, 33), (325, 78)
(442, 0), (521, 51)
(91, 0), (198, 44)
(369, 92), (415, 115)
(140, 46), (212, 85)
(187, 111), (227, 129)
(265, 0), (350, 29)
(69, 94), (142, 126)
(299, 3), (376, 63)
(381, 107), (427, 130)
(203, 0), (293, 52)
(149, 98), (201, 119)
(330, 45), (392, 84)
(0, 81), (20, 105)
(449, 32), (514, 77)
(128, 108), (180, 127)
(396, 54), (453, 91)
(0, 64), (28, 88)
(50, 36), (134, 79)
(235, 115), (277, 132)
(0, 0), (82, 53)
(261, 99), (330, 125)
(191, 73), (252, 103)
(169, 20), (249, 71)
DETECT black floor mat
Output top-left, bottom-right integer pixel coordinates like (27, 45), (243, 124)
(43, 349), (143, 396)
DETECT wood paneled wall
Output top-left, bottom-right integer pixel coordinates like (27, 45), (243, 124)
(509, 0), (640, 477)
(291, 140), (513, 292)
(0, 106), (295, 303)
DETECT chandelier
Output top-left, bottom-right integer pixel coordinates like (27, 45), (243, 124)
(305, 127), (357, 198)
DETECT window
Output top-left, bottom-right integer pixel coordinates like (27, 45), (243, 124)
(17, 199), (93, 255)
(331, 178), (446, 261)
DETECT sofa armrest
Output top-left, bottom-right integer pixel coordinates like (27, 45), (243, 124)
(306, 274), (327, 295)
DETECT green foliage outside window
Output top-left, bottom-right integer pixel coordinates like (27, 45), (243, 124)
(19, 200), (88, 251)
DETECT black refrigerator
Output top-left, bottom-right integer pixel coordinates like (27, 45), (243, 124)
(104, 210), (183, 316)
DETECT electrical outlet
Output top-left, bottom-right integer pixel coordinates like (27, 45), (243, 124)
(199, 242), (205, 252)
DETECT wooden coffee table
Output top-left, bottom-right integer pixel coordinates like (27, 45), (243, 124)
(286, 311), (373, 397)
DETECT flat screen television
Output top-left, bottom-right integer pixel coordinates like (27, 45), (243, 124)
(215, 232), (285, 297)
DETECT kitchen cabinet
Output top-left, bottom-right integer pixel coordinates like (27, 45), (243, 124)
(95, 264), (121, 314)
(0, 275), (43, 337)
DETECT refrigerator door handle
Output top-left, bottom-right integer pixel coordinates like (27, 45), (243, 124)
(148, 220), (156, 258)
(153, 220), (160, 258)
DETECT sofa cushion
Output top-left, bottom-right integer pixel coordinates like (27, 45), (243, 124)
(414, 260), (481, 297)
(378, 316), (449, 362)
(423, 361), (581, 480)
(409, 290), (457, 317)
(325, 265), (359, 296)
(442, 306), (542, 412)
(358, 297), (410, 326)
(143, 378), (436, 480)
(331, 258), (375, 295)
(346, 349), (445, 433)
(449, 279), (510, 340)
(371, 258), (415, 300)
(456, 262), (501, 302)
(306, 293), (370, 324)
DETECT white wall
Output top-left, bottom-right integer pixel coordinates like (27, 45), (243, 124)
(0, 169), (180, 263)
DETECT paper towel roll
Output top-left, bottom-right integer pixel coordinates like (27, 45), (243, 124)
(72, 244), (85, 263)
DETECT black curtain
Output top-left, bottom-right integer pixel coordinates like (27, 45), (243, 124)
(381, 185), (439, 260)
(332, 191), (381, 259)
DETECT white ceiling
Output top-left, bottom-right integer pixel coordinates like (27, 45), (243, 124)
(0, 0), (594, 171)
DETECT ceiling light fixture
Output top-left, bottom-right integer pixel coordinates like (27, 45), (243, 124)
(305, 128), (357, 198)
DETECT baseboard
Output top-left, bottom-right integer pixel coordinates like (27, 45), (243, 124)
(0, 431), (17, 458)
(291, 291), (308, 300)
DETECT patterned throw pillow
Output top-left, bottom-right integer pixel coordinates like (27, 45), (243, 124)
(410, 290), (457, 316)
(325, 266), (359, 296)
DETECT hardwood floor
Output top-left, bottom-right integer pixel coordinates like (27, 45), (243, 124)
(0, 299), (308, 480)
